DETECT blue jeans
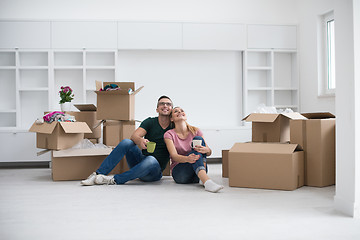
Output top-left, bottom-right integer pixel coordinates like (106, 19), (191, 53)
(172, 136), (207, 184)
(96, 139), (162, 184)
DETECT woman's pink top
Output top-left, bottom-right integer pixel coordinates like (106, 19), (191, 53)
(164, 128), (203, 170)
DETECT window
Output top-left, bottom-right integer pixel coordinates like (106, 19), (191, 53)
(319, 11), (336, 96)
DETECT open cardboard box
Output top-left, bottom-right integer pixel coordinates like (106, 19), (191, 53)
(67, 104), (101, 139)
(228, 142), (304, 190)
(95, 81), (143, 121)
(29, 121), (92, 150)
(243, 112), (306, 142)
(51, 148), (120, 181)
(290, 112), (336, 187)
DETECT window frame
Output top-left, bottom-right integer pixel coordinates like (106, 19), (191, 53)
(318, 11), (336, 97)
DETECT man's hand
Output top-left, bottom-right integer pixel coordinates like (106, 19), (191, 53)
(139, 138), (149, 150)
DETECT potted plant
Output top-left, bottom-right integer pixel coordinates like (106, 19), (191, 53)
(59, 86), (74, 112)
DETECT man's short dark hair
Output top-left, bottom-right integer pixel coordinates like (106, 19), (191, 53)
(157, 95), (173, 107)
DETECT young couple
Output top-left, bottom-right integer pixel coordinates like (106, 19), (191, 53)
(81, 96), (223, 193)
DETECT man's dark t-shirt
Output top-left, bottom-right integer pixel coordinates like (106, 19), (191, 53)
(139, 117), (173, 171)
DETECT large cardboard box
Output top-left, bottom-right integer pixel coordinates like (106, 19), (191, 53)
(229, 142), (304, 190)
(243, 112), (306, 142)
(290, 112), (336, 187)
(51, 148), (120, 181)
(222, 150), (229, 178)
(68, 104), (101, 139)
(95, 81), (143, 120)
(29, 121), (92, 150)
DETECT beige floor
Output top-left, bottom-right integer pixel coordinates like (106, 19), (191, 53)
(0, 163), (359, 240)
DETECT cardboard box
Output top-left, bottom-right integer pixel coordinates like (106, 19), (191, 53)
(243, 112), (306, 142)
(68, 104), (101, 139)
(290, 112), (336, 187)
(222, 150), (229, 178)
(29, 121), (92, 150)
(103, 120), (136, 147)
(95, 81), (143, 120)
(51, 148), (120, 181)
(229, 142), (304, 190)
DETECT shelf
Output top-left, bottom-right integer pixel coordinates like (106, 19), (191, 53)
(0, 66), (16, 70)
(19, 66), (48, 70)
(244, 49), (299, 117)
(0, 109), (16, 113)
(54, 66), (84, 70)
(247, 66), (272, 70)
(19, 88), (49, 91)
(248, 88), (272, 91)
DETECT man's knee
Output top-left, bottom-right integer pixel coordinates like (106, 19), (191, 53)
(143, 156), (160, 170)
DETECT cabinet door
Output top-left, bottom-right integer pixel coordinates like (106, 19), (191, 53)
(0, 22), (51, 48)
(247, 25), (297, 49)
(183, 23), (246, 50)
(52, 21), (117, 48)
(118, 22), (182, 49)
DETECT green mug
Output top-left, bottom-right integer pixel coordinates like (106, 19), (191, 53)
(147, 142), (156, 153)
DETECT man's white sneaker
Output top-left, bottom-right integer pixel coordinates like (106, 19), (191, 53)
(81, 172), (97, 186)
(95, 174), (116, 185)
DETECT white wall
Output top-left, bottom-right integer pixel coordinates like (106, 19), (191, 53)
(296, 0), (336, 114)
(118, 50), (243, 128)
(333, 0), (360, 218)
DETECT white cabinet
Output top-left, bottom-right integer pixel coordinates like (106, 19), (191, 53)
(0, 49), (116, 131)
(0, 21), (51, 48)
(118, 22), (182, 49)
(247, 25), (297, 49)
(52, 50), (117, 110)
(183, 23), (246, 50)
(243, 49), (299, 116)
(51, 22), (118, 49)
(0, 50), (50, 129)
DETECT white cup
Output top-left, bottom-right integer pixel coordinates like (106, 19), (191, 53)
(192, 139), (202, 148)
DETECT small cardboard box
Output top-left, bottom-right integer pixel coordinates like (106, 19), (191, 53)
(243, 112), (306, 142)
(51, 148), (120, 181)
(222, 150), (229, 178)
(95, 81), (143, 120)
(290, 112), (336, 187)
(29, 121), (92, 150)
(229, 142), (304, 190)
(103, 120), (136, 147)
(68, 104), (101, 139)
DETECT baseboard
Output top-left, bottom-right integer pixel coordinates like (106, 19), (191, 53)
(0, 161), (50, 169)
(334, 194), (359, 218)
(0, 158), (222, 169)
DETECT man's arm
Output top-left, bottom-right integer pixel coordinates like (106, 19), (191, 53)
(131, 127), (148, 150)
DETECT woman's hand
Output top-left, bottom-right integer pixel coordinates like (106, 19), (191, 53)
(194, 145), (210, 155)
(187, 153), (200, 163)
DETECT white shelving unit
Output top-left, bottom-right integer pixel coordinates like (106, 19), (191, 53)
(0, 49), (117, 131)
(243, 49), (299, 116)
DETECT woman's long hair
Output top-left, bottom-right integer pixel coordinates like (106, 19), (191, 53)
(170, 107), (198, 135)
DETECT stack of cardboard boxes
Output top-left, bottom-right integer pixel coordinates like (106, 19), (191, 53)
(223, 112), (335, 190)
(30, 81), (171, 181)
